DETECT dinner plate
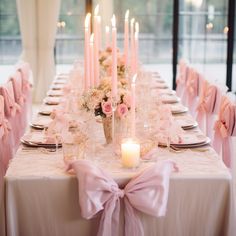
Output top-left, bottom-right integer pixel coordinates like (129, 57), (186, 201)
(43, 97), (62, 105)
(38, 105), (59, 116)
(30, 116), (52, 129)
(170, 104), (188, 114)
(158, 133), (210, 148)
(47, 90), (63, 97)
(53, 79), (67, 85)
(152, 82), (168, 89)
(174, 115), (198, 130)
(21, 133), (62, 148)
(161, 95), (180, 104)
(51, 84), (64, 90)
(155, 88), (176, 95)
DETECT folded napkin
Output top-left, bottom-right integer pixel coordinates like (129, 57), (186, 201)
(67, 159), (178, 236)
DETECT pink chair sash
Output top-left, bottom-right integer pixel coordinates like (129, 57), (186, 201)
(196, 81), (222, 137)
(67, 159), (178, 236)
(0, 81), (21, 117)
(186, 68), (199, 115)
(0, 96), (11, 139)
(9, 71), (25, 106)
(16, 62), (31, 94)
(176, 61), (188, 101)
(213, 96), (236, 168)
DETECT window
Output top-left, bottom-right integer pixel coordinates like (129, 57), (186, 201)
(179, 0), (228, 85)
(0, 0), (21, 64)
(55, 0), (86, 64)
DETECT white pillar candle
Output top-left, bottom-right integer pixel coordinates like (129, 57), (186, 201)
(121, 139), (140, 168)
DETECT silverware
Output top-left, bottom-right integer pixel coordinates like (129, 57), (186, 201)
(169, 145), (210, 153)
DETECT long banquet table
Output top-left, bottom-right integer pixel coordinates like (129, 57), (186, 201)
(4, 71), (236, 236)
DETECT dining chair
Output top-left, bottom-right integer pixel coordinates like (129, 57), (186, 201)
(176, 59), (188, 102)
(16, 61), (33, 123)
(0, 94), (12, 234)
(195, 80), (223, 140)
(0, 81), (22, 152)
(212, 95), (236, 168)
(10, 71), (29, 133)
(67, 159), (177, 236)
(185, 68), (200, 117)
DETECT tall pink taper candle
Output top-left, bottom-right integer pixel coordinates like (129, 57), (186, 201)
(124, 10), (129, 67)
(134, 22), (139, 74)
(111, 15), (117, 99)
(130, 18), (135, 76)
(98, 16), (101, 50)
(94, 5), (100, 86)
(84, 13), (91, 91)
(90, 34), (94, 87)
(131, 74), (137, 137)
(105, 26), (110, 48)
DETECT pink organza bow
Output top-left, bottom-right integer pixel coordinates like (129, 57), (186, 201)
(213, 96), (236, 167)
(67, 159), (178, 236)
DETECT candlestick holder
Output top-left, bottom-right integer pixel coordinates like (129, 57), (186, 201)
(111, 96), (118, 146)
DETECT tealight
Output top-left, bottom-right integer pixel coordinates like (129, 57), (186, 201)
(121, 138), (140, 168)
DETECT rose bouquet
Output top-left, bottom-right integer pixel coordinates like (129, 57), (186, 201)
(80, 76), (131, 119)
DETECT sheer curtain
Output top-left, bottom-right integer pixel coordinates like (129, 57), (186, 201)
(17, 0), (61, 102)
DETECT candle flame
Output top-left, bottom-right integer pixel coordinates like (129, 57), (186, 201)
(85, 13), (91, 28)
(94, 4), (99, 16)
(125, 10), (130, 20)
(132, 74), (137, 84)
(135, 22), (139, 33)
(90, 33), (94, 43)
(111, 14), (116, 28)
(130, 18), (135, 27)
(105, 26), (110, 33)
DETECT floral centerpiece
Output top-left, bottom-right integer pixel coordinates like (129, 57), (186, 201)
(99, 46), (127, 78)
(80, 76), (131, 143)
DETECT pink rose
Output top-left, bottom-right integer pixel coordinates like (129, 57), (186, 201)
(117, 103), (128, 118)
(123, 94), (131, 107)
(102, 101), (112, 117)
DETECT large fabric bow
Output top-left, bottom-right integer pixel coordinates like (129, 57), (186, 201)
(67, 159), (178, 236)
(176, 61), (188, 97)
(213, 96), (236, 168)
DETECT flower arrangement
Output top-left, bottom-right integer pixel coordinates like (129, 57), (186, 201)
(80, 76), (131, 119)
(99, 47), (127, 78)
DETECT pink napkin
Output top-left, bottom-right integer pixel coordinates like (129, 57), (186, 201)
(213, 96), (236, 168)
(46, 110), (69, 137)
(67, 159), (178, 236)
